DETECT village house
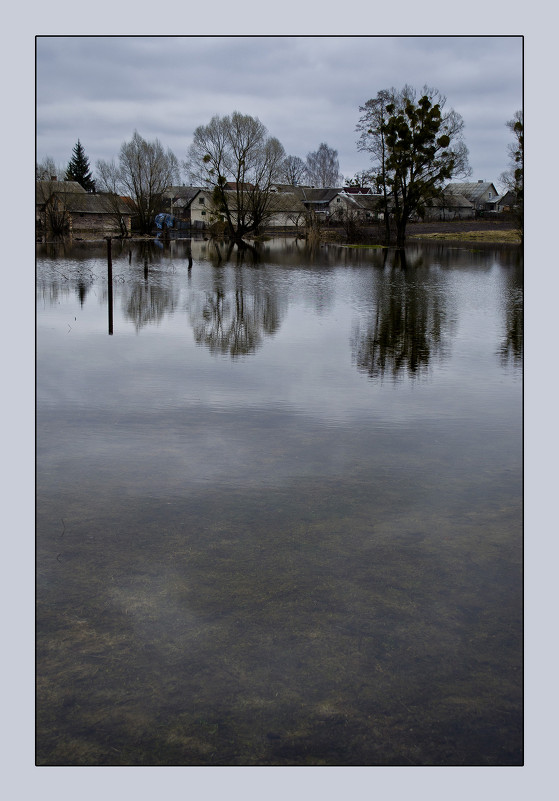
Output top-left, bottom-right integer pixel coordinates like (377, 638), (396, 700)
(423, 191), (475, 220)
(444, 180), (500, 213)
(36, 178), (132, 238)
(161, 186), (202, 228)
(492, 190), (517, 213)
(330, 191), (385, 222)
(36, 178), (85, 233)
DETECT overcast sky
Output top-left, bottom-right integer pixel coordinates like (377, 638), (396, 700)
(36, 35), (522, 189)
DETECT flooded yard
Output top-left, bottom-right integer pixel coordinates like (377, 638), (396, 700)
(36, 236), (523, 765)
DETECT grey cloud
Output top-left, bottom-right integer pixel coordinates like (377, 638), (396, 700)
(36, 35), (522, 187)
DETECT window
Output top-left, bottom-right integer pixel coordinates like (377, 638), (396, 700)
(199, 197), (205, 205)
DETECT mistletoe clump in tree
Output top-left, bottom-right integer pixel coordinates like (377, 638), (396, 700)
(66, 139), (96, 192)
(357, 85), (470, 246)
(500, 110), (523, 242)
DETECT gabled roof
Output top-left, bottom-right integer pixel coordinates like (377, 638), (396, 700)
(494, 190), (517, 205)
(267, 192), (307, 214)
(343, 194), (384, 212)
(225, 181), (254, 191)
(430, 192), (474, 209)
(270, 183), (301, 192)
(294, 187), (340, 205)
(36, 180), (86, 203)
(53, 192), (132, 215)
(444, 181), (497, 201)
(163, 186), (201, 203)
(342, 186), (373, 195)
(215, 190), (306, 215)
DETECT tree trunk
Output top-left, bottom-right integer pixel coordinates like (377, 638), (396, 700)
(395, 218), (407, 248)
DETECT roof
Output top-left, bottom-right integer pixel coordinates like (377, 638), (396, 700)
(267, 192), (307, 214)
(444, 181), (497, 201)
(225, 181), (254, 191)
(341, 186), (373, 195)
(338, 193), (383, 212)
(270, 183), (302, 192)
(163, 186), (201, 203)
(53, 192), (132, 215)
(429, 193), (474, 209)
(294, 187), (340, 205)
(36, 180), (86, 203)
(215, 190), (306, 215)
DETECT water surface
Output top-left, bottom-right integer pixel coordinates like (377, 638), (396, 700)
(36, 237), (523, 765)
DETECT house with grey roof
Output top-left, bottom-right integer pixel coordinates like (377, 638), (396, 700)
(330, 191), (384, 222)
(444, 180), (499, 212)
(160, 186), (203, 227)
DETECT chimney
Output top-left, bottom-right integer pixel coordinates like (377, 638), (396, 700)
(478, 179), (484, 183)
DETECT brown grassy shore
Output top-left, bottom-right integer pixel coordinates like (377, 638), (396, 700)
(405, 218), (521, 244)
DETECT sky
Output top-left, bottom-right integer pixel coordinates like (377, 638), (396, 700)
(36, 35), (523, 190)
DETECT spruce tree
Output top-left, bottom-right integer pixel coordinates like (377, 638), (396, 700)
(66, 140), (95, 191)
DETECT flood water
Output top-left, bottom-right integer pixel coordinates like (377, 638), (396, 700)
(36, 236), (523, 766)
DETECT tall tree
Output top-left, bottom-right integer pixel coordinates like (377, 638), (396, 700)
(95, 158), (132, 236)
(65, 140), (95, 191)
(305, 143), (342, 188)
(186, 111), (285, 243)
(500, 110), (523, 241)
(356, 89), (399, 243)
(357, 86), (470, 246)
(97, 131), (179, 234)
(279, 154), (307, 185)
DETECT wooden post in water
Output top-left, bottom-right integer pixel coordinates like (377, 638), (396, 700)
(106, 237), (114, 335)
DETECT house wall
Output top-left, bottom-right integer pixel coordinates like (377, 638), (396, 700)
(265, 211), (303, 228)
(423, 204), (475, 221)
(476, 187), (497, 208)
(69, 213), (132, 235)
(189, 191), (214, 226)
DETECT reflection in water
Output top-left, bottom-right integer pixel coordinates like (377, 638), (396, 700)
(36, 238), (523, 766)
(123, 281), (180, 331)
(351, 258), (451, 380)
(498, 256), (523, 367)
(189, 268), (284, 357)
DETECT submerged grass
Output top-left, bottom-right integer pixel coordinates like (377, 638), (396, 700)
(410, 230), (521, 243)
(36, 475), (522, 766)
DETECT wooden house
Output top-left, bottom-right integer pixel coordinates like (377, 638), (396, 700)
(36, 179), (132, 237)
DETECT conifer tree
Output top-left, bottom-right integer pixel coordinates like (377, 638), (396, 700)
(66, 140), (95, 191)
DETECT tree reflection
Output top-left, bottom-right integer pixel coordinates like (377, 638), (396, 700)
(123, 281), (179, 331)
(499, 257), (523, 366)
(189, 269), (283, 358)
(351, 255), (450, 380)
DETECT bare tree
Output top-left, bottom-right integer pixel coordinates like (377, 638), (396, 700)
(186, 111), (286, 243)
(36, 177), (71, 237)
(304, 143), (342, 188)
(279, 155), (307, 186)
(97, 131), (179, 234)
(36, 155), (65, 181)
(95, 159), (132, 236)
(356, 88), (398, 243)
